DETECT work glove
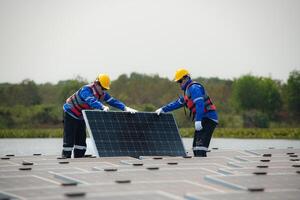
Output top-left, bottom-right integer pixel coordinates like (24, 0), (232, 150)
(102, 105), (110, 112)
(195, 121), (203, 131)
(125, 106), (138, 114)
(155, 108), (164, 115)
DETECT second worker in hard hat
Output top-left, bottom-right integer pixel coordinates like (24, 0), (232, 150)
(155, 68), (218, 157)
(62, 74), (138, 158)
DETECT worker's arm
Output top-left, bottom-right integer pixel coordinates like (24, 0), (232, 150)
(161, 96), (185, 112)
(103, 92), (126, 111)
(189, 84), (205, 122)
(79, 86), (105, 109)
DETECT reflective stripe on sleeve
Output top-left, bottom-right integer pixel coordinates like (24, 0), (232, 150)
(193, 97), (204, 103)
(177, 99), (184, 105)
(106, 97), (113, 103)
(85, 97), (94, 101)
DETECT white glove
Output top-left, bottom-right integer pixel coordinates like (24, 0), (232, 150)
(195, 121), (203, 131)
(102, 105), (110, 112)
(155, 108), (164, 115)
(125, 106), (137, 114)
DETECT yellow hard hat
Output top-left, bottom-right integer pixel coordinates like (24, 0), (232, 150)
(96, 74), (111, 90)
(174, 68), (189, 82)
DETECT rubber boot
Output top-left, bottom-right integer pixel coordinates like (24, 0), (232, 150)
(61, 150), (72, 158)
(193, 150), (207, 157)
(74, 149), (86, 158)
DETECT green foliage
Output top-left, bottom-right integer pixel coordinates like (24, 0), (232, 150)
(0, 105), (62, 128)
(232, 75), (282, 119)
(232, 75), (259, 110)
(0, 72), (299, 130)
(284, 70), (300, 119)
(38, 82), (60, 104)
(30, 105), (62, 125)
(242, 110), (270, 128)
(0, 129), (62, 138)
(0, 79), (41, 106)
(132, 104), (157, 112)
(57, 77), (88, 104)
(260, 78), (282, 117)
(2, 128), (299, 139)
(180, 128), (300, 139)
(0, 108), (15, 128)
(110, 73), (179, 107)
(217, 113), (243, 128)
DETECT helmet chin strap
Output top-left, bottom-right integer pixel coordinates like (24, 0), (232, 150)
(94, 81), (104, 94)
(181, 76), (191, 90)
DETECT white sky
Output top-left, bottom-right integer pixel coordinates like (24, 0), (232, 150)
(0, 0), (299, 83)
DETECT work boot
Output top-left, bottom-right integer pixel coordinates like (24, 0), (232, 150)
(61, 150), (72, 158)
(193, 150), (207, 157)
(74, 149), (86, 158)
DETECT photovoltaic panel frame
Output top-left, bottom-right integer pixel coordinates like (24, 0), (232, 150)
(83, 110), (186, 157)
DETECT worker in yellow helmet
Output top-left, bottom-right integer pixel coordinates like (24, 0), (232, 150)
(62, 74), (137, 158)
(155, 68), (218, 157)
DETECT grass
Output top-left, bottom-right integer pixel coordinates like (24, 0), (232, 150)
(0, 129), (62, 138)
(180, 128), (300, 139)
(0, 128), (299, 139)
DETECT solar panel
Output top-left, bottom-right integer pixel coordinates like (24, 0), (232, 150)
(83, 110), (186, 157)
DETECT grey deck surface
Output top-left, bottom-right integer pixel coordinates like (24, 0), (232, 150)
(0, 148), (299, 200)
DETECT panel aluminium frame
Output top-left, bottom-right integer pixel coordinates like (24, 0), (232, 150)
(83, 110), (100, 157)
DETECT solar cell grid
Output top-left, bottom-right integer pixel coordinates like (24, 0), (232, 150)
(83, 111), (186, 157)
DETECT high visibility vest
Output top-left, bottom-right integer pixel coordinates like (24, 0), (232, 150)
(184, 81), (216, 120)
(66, 84), (105, 117)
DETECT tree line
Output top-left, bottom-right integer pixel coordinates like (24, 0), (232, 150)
(0, 71), (299, 129)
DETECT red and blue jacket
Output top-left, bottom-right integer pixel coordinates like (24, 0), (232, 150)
(63, 83), (125, 120)
(161, 78), (218, 123)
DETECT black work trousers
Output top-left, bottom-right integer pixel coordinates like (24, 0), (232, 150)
(62, 112), (87, 158)
(193, 118), (217, 157)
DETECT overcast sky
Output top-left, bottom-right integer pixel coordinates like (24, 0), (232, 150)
(0, 0), (299, 83)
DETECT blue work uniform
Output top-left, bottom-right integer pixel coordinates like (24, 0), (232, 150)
(62, 83), (126, 158)
(161, 78), (218, 157)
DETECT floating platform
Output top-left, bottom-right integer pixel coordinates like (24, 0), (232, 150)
(0, 148), (300, 200)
